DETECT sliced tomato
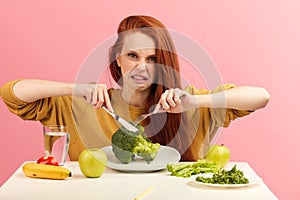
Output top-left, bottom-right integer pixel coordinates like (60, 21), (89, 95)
(37, 155), (59, 166)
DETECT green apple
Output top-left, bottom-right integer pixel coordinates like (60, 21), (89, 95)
(78, 148), (108, 178)
(205, 144), (230, 168)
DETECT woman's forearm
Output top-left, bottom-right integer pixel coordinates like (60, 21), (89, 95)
(13, 79), (74, 103)
(195, 86), (270, 110)
(12, 79), (114, 112)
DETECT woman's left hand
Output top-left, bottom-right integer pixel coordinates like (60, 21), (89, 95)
(157, 88), (197, 113)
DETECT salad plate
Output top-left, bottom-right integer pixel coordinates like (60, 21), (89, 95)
(101, 145), (181, 172)
(191, 173), (262, 188)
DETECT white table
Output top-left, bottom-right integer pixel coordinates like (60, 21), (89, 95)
(0, 162), (278, 200)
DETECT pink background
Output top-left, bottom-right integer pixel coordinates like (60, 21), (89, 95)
(0, 1), (299, 199)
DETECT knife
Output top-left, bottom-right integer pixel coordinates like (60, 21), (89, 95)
(101, 106), (139, 132)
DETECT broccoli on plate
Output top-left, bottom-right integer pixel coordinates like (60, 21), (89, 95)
(111, 124), (160, 164)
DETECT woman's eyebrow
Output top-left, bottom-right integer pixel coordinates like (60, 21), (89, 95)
(147, 54), (157, 58)
(127, 49), (138, 53)
(124, 49), (138, 54)
(126, 49), (156, 57)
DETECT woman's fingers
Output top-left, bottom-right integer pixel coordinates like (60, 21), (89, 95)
(93, 87), (104, 109)
(91, 85), (99, 106)
(160, 89), (178, 110)
(166, 89), (177, 107)
(84, 89), (92, 105)
(160, 90), (170, 110)
(93, 85), (114, 112)
(93, 84), (113, 111)
(103, 88), (114, 112)
(159, 88), (189, 113)
(74, 83), (112, 111)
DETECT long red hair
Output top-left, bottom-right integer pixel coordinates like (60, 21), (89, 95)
(109, 15), (196, 161)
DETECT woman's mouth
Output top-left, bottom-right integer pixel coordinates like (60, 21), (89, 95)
(130, 75), (150, 84)
(131, 75), (148, 80)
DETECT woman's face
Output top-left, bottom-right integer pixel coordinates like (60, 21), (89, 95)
(116, 32), (157, 92)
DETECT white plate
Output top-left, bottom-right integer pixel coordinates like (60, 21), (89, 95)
(191, 175), (262, 188)
(101, 145), (181, 172)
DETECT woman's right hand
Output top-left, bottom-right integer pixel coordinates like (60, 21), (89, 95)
(72, 83), (114, 112)
(157, 88), (197, 113)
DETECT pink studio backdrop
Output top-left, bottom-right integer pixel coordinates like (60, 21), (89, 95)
(0, 1), (299, 199)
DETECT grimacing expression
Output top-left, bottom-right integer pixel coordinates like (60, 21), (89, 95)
(116, 32), (157, 91)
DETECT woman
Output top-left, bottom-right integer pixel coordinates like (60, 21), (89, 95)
(0, 15), (270, 161)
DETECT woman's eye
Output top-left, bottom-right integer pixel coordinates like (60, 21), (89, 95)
(127, 53), (138, 59)
(148, 56), (157, 62)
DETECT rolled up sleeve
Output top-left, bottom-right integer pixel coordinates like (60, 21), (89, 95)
(0, 79), (70, 122)
(185, 84), (253, 128)
(0, 79), (28, 115)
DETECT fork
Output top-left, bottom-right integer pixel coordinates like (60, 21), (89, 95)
(132, 94), (186, 126)
(132, 105), (163, 126)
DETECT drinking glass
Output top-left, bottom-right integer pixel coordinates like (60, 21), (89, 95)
(43, 125), (70, 166)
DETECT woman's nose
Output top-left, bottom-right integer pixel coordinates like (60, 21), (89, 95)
(137, 64), (147, 70)
(137, 59), (147, 69)
(139, 58), (147, 65)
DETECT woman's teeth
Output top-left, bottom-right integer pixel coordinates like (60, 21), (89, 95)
(131, 75), (147, 80)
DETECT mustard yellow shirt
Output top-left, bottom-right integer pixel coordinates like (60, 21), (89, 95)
(0, 79), (252, 161)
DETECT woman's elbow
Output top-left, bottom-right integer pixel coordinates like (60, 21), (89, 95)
(257, 88), (270, 109)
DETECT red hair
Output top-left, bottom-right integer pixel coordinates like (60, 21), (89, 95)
(109, 15), (196, 161)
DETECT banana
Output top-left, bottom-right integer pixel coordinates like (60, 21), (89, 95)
(22, 162), (72, 180)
